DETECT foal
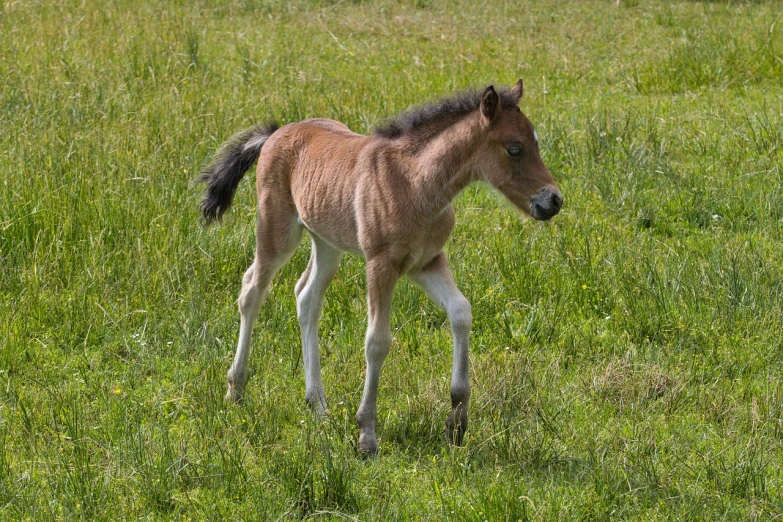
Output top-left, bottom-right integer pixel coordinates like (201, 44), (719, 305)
(199, 80), (562, 455)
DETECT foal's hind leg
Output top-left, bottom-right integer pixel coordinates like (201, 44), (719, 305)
(225, 204), (302, 403)
(295, 234), (343, 414)
(409, 252), (472, 445)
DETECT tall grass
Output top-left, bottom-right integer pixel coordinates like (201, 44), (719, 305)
(2, 0), (783, 519)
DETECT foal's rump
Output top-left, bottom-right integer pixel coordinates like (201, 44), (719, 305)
(198, 118), (368, 254)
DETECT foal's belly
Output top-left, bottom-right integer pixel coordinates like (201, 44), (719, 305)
(297, 208), (362, 256)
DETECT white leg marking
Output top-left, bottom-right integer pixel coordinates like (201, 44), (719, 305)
(296, 235), (342, 414)
(409, 253), (472, 444)
(226, 263), (268, 402)
(226, 221), (303, 403)
(356, 260), (398, 456)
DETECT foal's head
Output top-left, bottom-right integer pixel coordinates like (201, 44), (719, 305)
(476, 80), (562, 221)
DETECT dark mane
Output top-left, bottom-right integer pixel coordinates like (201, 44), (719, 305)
(373, 86), (519, 139)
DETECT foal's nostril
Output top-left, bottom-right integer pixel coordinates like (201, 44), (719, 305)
(551, 193), (563, 212)
(531, 189), (563, 220)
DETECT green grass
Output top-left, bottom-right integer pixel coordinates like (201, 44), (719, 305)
(2, 0), (783, 519)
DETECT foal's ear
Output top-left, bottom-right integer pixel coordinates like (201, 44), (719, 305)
(481, 85), (501, 122)
(510, 79), (524, 104)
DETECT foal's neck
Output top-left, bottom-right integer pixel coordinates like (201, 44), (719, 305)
(409, 112), (484, 215)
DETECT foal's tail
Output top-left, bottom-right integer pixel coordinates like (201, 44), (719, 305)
(197, 121), (280, 224)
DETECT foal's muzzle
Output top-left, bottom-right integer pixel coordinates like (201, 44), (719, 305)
(530, 187), (562, 221)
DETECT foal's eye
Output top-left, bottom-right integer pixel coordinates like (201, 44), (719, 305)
(505, 145), (522, 157)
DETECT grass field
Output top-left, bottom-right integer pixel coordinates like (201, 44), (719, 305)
(2, 0), (783, 519)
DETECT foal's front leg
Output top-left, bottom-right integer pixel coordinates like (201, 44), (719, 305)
(356, 259), (398, 456)
(409, 252), (472, 445)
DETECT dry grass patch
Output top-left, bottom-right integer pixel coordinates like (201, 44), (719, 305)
(590, 353), (677, 407)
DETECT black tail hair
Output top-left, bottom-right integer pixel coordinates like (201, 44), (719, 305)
(197, 121), (280, 224)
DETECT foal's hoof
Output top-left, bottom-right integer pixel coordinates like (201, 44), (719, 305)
(446, 412), (468, 446)
(305, 394), (328, 418)
(226, 370), (247, 404)
(311, 403), (328, 419)
(224, 384), (244, 404)
(358, 433), (378, 458)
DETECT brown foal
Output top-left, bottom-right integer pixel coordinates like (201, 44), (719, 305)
(199, 80), (562, 455)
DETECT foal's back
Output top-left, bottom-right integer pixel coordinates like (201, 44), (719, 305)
(263, 118), (420, 258)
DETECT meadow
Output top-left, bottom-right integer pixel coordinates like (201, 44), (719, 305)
(2, 0), (783, 519)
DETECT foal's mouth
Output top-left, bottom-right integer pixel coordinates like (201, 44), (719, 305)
(532, 204), (558, 221)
